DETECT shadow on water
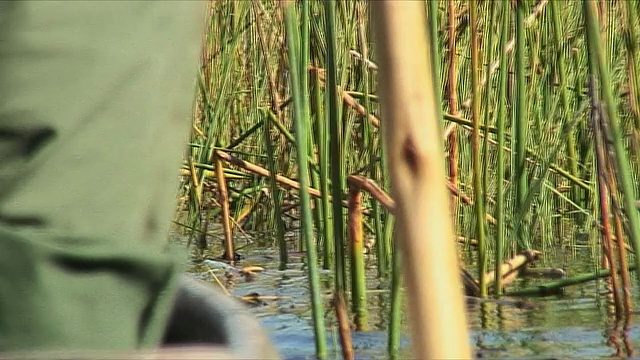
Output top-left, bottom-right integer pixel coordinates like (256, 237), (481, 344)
(186, 241), (640, 359)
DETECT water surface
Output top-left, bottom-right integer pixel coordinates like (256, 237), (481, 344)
(186, 243), (639, 359)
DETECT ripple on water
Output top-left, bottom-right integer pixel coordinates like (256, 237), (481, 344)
(188, 246), (640, 359)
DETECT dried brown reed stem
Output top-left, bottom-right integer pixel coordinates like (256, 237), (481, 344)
(347, 174), (496, 224)
(346, 177), (368, 331)
(310, 66), (381, 127)
(215, 153), (235, 263)
(608, 166), (633, 314)
(189, 159), (202, 206)
(333, 291), (354, 360)
(215, 150), (487, 224)
(605, 125), (633, 315)
(591, 75), (624, 316)
(214, 150), (348, 207)
(482, 250), (541, 288)
(346, 175), (394, 211)
(594, 130), (624, 316)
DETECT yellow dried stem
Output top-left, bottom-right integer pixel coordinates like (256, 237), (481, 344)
(215, 153), (235, 263)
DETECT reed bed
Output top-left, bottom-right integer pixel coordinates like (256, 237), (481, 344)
(174, 0), (640, 358)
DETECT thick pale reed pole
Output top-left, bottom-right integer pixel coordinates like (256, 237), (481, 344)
(370, 2), (471, 359)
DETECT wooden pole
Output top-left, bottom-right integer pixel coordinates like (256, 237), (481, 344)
(370, 2), (472, 359)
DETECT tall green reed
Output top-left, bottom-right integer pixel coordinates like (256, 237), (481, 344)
(514, 0), (529, 250)
(324, 0), (347, 293)
(494, 0), (510, 295)
(470, 0), (487, 297)
(284, 3), (327, 357)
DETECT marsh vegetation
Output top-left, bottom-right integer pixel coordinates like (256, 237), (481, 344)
(174, 1), (640, 358)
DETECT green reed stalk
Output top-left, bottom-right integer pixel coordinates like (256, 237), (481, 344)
(337, 3), (357, 191)
(314, 70), (334, 270)
(512, 99), (588, 242)
(506, 264), (638, 297)
(372, 200), (386, 276)
(514, 0), (528, 250)
(284, 5), (327, 357)
(583, 0), (640, 290)
(324, 0), (347, 293)
(227, 124), (264, 150)
(380, 106), (395, 322)
(263, 110), (289, 269)
(550, 0), (580, 206)
(388, 241), (402, 357)
(625, 0), (640, 130)
(494, 0), (510, 296)
(381, 130), (394, 272)
(300, 1), (310, 88)
(470, 0), (487, 298)
(570, 45), (590, 207)
(310, 168), (322, 253)
(355, 4), (386, 277)
(427, 0), (442, 113)
(481, 2), (497, 216)
(300, 0), (322, 253)
(267, 113), (295, 143)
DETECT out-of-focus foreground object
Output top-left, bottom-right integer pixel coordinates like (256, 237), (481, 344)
(370, 1), (472, 359)
(0, 276), (280, 359)
(0, 1), (277, 358)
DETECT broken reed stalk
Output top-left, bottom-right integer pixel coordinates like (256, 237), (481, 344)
(215, 152), (235, 262)
(482, 250), (541, 288)
(349, 173), (530, 296)
(347, 178), (368, 331)
(347, 175), (394, 211)
(214, 150), (350, 211)
(215, 150), (493, 223)
(371, 2), (471, 358)
(333, 291), (355, 360)
(506, 264), (638, 297)
(233, 196), (260, 230)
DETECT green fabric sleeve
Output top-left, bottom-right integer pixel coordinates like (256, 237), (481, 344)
(0, 1), (206, 351)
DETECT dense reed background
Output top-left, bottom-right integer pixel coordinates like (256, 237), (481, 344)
(174, 0), (640, 357)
